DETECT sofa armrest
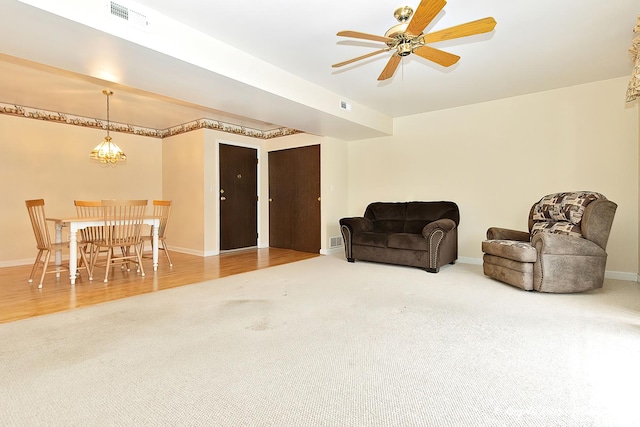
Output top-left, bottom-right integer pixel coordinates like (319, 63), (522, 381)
(339, 217), (373, 262)
(486, 227), (530, 241)
(421, 218), (456, 238)
(339, 217), (374, 233)
(421, 219), (458, 272)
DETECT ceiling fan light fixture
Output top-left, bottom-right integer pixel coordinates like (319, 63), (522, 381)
(90, 89), (127, 165)
(394, 6), (414, 23)
(397, 42), (413, 56)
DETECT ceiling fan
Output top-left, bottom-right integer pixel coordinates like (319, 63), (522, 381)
(332, 0), (496, 81)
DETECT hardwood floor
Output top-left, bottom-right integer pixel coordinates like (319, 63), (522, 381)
(0, 248), (319, 324)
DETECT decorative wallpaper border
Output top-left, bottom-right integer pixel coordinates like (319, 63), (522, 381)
(0, 102), (301, 140)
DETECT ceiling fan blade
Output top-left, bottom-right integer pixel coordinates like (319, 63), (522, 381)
(413, 45), (460, 67)
(406, 0), (447, 36)
(332, 48), (390, 68)
(421, 17), (497, 44)
(377, 55), (402, 81)
(337, 30), (393, 43)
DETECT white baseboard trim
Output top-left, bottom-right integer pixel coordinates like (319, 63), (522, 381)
(0, 258), (35, 268)
(161, 246), (216, 257)
(606, 270), (639, 282)
(457, 257), (483, 266)
(457, 257), (638, 282)
(321, 247), (344, 256)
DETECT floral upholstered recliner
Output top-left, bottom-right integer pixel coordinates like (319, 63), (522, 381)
(482, 191), (617, 293)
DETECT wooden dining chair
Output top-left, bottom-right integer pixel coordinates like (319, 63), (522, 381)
(140, 200), (173, 267)
(90, 199), (148, 283)
(25, 199), (87, 288)
(74, 200), (105, 280)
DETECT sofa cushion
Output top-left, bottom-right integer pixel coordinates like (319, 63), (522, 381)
(405, 201), (460, 223)
(403, 220), (431, 234)
(482, 239), (537, 263)
(373, 220), (406, 233)
(364, 202), (407, 221)
(388, 233), (428, 251)
(352, 232), (388, 248)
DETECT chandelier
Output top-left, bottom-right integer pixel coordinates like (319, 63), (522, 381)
(90, 89), (127, 164)
(626, 15), (640, 102)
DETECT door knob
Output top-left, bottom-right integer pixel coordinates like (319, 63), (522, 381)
(221, 196), (227, 201)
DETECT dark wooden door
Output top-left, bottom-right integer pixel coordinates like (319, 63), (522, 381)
(219, 143), (258, 251)
(269, 145), (320, 253)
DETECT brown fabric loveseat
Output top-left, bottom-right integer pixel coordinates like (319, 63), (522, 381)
(339, 201), (459, 273)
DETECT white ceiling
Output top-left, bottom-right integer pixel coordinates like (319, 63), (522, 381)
(0, 0), (637, 140)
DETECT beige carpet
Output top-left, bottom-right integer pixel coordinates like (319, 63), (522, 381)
(1, 254), (640, 426)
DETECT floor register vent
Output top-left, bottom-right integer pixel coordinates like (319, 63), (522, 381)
(330, 236), (343, 248)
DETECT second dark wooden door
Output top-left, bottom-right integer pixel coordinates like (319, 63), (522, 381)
(219, 143), (258, 251)
(269, 145), (320, 253)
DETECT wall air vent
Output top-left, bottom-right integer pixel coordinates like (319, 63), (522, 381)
(109, 1), (148, 29)
(330, 236), (343, 248)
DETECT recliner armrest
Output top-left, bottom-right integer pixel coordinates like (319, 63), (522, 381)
(339, 217), (374, 233)
(422, 219), (456, 238)
(531, 232), (606, 256)
(486, 227), (530, 241)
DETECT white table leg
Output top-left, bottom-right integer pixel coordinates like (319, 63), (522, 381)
(55, 223), (63, 278)
(152, 223), (159, 271)
(69, 229), (77, 285)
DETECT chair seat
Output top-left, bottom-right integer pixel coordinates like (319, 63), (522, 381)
(482, 239), (537, 263)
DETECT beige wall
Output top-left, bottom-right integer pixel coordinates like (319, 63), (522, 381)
(321, 138), (349, 253)
(161, 130), (206, 255)
(0, 114), (162, 265)
(347, 77), (639, 276)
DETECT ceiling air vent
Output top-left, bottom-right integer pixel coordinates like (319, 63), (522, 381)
(339, 100), (352, 112)
(109, 1), (149, 29)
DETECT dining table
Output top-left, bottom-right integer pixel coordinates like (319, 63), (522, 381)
(46, 215), (161, 285)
